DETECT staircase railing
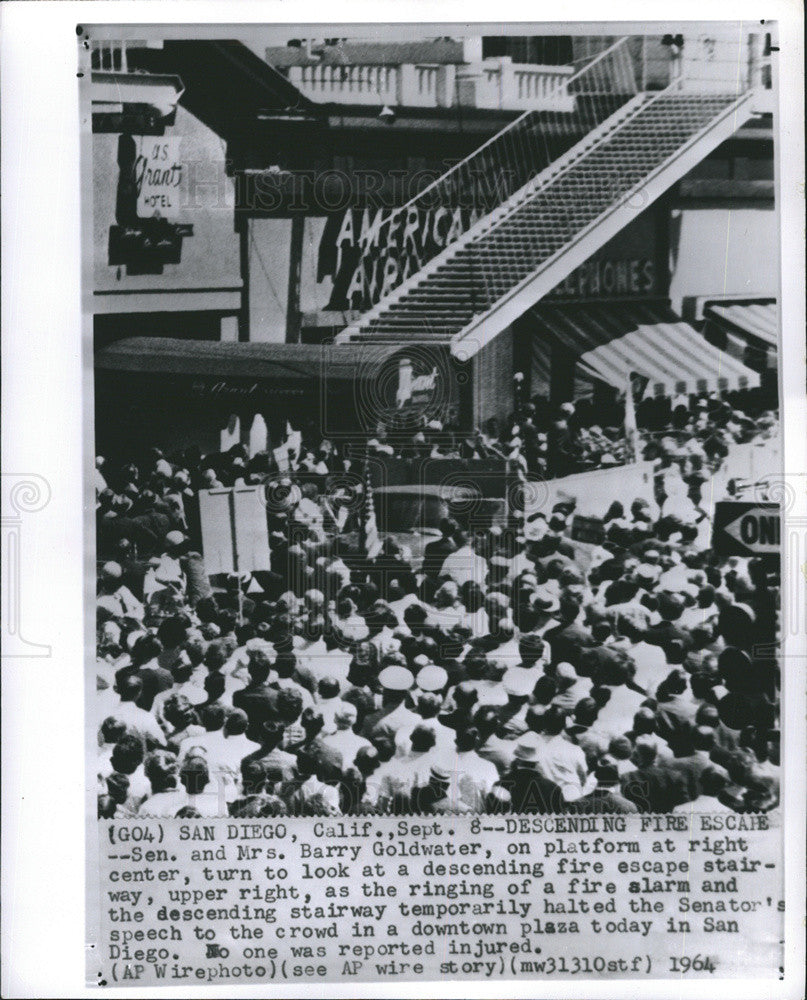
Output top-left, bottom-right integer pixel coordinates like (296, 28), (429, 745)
(352, 36), (639, 311)
(453, 86), (755, 347)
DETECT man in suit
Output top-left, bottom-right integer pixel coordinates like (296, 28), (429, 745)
(232, 644), (277, 740)
(422, 518), (459, 580)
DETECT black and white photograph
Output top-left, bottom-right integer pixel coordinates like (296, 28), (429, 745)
(90, 25), (783, 821)
(1, 6), (805, 998)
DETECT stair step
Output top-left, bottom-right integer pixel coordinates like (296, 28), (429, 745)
(346, 90), (743, 344)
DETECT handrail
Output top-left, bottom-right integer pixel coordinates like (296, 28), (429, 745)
(372, 36), (634, 239)
(451, 88), (755, 349)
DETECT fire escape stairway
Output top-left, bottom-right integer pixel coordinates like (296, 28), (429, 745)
(336, 38), (756, 356)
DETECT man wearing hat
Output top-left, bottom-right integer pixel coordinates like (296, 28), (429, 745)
(550, 661), (592, 713)
(570, 759), (638, 814)
(361, 666), (418, 742)
(98, 561), (145, 623)
(499, 731), (565, 814)
(320, 702), (373, 774)
(422, 518), (460, 580)
(410, 762), (468, 815)
(495, 669), (534, 739)
(415, 663), (448, 697)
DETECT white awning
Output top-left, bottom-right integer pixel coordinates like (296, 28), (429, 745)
(704, 301), (778, 349)
(530, 301), (760, 396)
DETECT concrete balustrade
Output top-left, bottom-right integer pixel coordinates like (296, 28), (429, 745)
(288, 58), (577, 112)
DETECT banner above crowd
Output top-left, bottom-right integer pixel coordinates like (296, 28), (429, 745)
(317, 202), (665, 313)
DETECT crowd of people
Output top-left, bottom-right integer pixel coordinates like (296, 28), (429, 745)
(96, 389), (781, 819)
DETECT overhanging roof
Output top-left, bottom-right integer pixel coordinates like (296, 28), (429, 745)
(96, 337), (405, 382)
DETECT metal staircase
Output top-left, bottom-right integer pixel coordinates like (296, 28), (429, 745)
(336, 36), (758, 356)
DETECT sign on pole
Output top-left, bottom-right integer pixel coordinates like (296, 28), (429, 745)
(712, 501), (781, 562)
(198, 486), (271, 575)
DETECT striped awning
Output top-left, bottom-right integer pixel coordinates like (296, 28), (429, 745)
(704, 301), (778, 349)
(530, 302), (760, 396)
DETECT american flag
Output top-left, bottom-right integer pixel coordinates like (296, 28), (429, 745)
(359, 459), (382, 559)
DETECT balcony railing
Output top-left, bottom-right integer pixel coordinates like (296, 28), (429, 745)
(471, 60), (576, 111)
(288, 59), (578, 112)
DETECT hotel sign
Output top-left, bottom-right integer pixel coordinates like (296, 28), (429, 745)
(136, 137), (184, 220)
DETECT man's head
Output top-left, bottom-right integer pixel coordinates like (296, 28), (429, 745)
(300, 708), (324, 740)
(116, 673), (143, 703)
(157, 615), (188, 651)
(179, 755), (210, 795)
(110, 734), (146, 776)
(542, 705), (567, 737)
(700, 766), (729, 798)
(162, 693), (195, 731)
(240, 759), (267, 796)
(416, 692), (442, 720)
(573, 697), (599, 728)
(692, 725), (716, 753)
(100, 716), (129, 747)
(144, 750), (179, 793)
(455, 727), (479, 754)
(131, 634), (162, 668)
(259, 721), (285, 751)
(204, 639), (229, 672)
(224, 709), (248, 737)
(410, 725), (437, 754)
(354, 746), (380, 777)
(199, 702), (226, 733)
(608, 736), (633, 761)
(594, 760), (620, 788)
(632, 707), (658, 735)
(275, 689), (304, 725)
(247, 650), (272, 685)
(631, 736), (658, 768)
(317, 677), (341, 701)
(334, 702), (358, 732)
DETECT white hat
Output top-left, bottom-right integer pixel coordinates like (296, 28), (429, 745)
(512, 731), (542, 763)
(416, 665), (448, 692)
(502, 669), (535, 698)
(378, 665), (414, 691)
